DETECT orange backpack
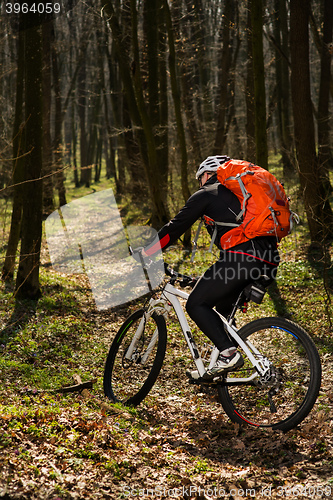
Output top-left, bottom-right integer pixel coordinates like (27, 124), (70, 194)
(215, 159), (295, 250)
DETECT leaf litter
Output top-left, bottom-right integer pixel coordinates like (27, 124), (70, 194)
(0, 261), (333, 499)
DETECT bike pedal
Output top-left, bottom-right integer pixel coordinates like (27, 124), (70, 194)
(186, 370), (223, 386)
(187, 377), (219, 386)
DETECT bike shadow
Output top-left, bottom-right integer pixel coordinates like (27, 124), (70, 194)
(181, 414), (311, 470)
(140, 390), (312, 472)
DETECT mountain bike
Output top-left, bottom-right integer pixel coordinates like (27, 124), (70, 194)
(103, 263), (322, 431)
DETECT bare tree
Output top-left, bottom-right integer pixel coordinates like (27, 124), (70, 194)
(245, 0), (256, 162)
(15, 17), (43, 299)
(103, 0), (169, 227)
(213, 0), (234, 154)
(290, 0), (333, 242)
(273, 0), (294, 174)
(251, 0), (268, 169)
(2, 23), (25, 281)
(317, 0), (333, 193)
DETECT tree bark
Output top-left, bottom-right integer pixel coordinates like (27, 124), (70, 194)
(77, 53), (90, 188)
(251, 0), (268, 169)
(317, 0), (333, 190)
(163, 0), (190, 203)
(2, 25), (25, 281)
(103, 0), (169, 228)
(15, 20), (43, 300)
(274, 0), (294, 175)
(290, 0), (333, 242)
(144, 0), (168, 203)
(164, 0), (191, 247)
(185, 0), (213, 125)
(213, 0), (233, 154)
(42, 21), (54, 215)
(52, 41), (67, 206)
(130, 0), (169, 227)
(245, 0), (256, 162)
(157, 2), (169, 203)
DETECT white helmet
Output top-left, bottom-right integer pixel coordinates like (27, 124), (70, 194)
(195, 155), (230, 179)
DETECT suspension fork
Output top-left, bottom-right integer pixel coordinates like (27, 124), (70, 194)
(124, 314), (146, 361)
(124, 298), (170, 364)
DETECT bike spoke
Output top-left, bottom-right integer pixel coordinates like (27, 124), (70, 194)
(218, 318), (321, 431)
(104, 310), (166, 406)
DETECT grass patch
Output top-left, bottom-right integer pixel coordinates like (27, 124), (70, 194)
(0, 157), (333, 499)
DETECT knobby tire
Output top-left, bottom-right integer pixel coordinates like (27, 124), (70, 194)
(103, 309), (167, 406)
(217, 317), (321, 431)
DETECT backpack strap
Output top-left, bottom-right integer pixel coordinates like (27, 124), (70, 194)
(190, 219), (204, 262)
(225, 171), (254, 221)
(190, 217), (240, 262)
(208, 221), (240, 252)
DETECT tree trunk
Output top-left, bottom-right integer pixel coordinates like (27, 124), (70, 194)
(98, 31), (116, 183)
(245, 0), (256, 162)
(144, 0), (159, 129)
(87, 88), (101, 170)
(130, 0), (169, 227)
(52, 42), (67, 206)
(164, 0), (191, 246)
(144, 0), (169, 205)
(157, 2), (169, 202)
(185, 0), (213, 124)
(2, 24), (25, 281)
(77, 54), (89, 187)
(180, 0), (204, 161)
(71, 100), (79, 188)
(317, 0), (333, 191)
(290, 0), (333, 242)
(219, 17), (241, 155)
(213, 0), (233, 153)
(15, 20), (43, 300)
(103, 0), (169, 227)
(274, 0), (294, 175)
(251, 0), (268, 169)
(42, 21), (54, 216)
(118, 0), (136, 195)
(164, 0), (190, 204)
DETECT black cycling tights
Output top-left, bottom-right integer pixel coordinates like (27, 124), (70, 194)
(186, 251), (277, 351)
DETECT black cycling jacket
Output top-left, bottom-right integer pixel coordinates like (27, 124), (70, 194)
(145, 174), (279, 265)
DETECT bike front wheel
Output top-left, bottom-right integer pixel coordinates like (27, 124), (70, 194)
(218, 317), (322, 431)
(103, 309), (167, 406)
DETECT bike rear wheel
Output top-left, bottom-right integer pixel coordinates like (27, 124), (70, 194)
(103, 309), (167, 406)
(218, 317), (321, 431)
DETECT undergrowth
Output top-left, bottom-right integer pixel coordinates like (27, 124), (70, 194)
(0, 158), (332, 415)
(0, 159), (333, 499)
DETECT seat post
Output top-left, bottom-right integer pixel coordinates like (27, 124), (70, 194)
(227, 289), (246, 323)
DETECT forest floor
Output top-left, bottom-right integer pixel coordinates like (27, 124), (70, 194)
(0, 233), (333, 499)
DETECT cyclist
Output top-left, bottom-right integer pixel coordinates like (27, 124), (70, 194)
(139, 156), (279, 380)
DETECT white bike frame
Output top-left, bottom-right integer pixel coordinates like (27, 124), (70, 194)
(129, 282), (272, 383)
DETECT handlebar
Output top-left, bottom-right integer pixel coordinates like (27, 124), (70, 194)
(164, 263), (197, 289)
(129, 247), (197, 289)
